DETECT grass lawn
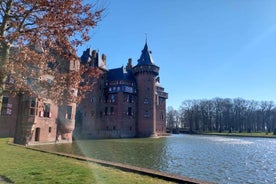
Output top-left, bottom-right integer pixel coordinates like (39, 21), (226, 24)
(0, 138), (174, 184)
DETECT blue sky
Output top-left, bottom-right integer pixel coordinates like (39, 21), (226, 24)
(79, 0), (276, 109)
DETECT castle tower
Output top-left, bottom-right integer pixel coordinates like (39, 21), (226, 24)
(56, 57), (80, 142)
(133, 42), (159, 137)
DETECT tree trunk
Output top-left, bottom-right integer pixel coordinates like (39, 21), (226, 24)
(0, 0), (13, 112)
(0, 45), (10, 112)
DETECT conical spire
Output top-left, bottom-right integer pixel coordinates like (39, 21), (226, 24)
(137, 42), (155, 66)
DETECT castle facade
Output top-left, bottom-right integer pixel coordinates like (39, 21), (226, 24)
(75, 42), (168, 138)
(0, 42), (168, 144)
(0, 47), (79, 145)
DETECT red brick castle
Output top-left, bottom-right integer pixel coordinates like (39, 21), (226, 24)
(75, 42), (168, 138)
(0, 42), (168, 144)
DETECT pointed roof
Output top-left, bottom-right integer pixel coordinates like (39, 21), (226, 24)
(136, 42), (155, 66)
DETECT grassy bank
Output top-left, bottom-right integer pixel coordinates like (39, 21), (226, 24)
(202, 131), (276, 138)
(0, 138), (173, 184)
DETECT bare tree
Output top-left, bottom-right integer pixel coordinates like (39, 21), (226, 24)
(0, 0), (104, 109)
(179, 100), (196, 133)
(166, 106), (179, 133)
(177, 97), (276, 134)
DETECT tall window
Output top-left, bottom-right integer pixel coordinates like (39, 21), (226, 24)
(1, 97), (11, 116)
(127, 95), (133, 103)
(144, 98), (149, 104)
(144, 111), (149, 118)
(144, 110), (149, 118)
(104, 107), (108, 115)
(43, 103), (51, 117)
(111, 95), (115, 103)
(128, 107), (132, 116)
(104, 107), (114, 116)
(110, 107), (114, 115)
(30, 99), (36, 115)
(66, 106), (72, 119)
(90, 96), (94, 103)
(159, 97), (164, 105)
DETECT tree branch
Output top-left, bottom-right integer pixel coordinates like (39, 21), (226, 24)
(0, 0), (13, 38)
(17, 2), (38, 34)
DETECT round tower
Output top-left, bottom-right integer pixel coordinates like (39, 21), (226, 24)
(133, 42), (159, 137)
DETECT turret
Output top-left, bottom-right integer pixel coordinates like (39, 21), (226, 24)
(133, 42), (159, 137)
(80, 48), (107, 70)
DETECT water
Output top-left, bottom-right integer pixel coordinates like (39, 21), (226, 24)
(35, 134), (276, 183)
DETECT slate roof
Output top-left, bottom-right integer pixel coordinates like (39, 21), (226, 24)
(136, 43), (155, 66)
(107, 67), (136, 82)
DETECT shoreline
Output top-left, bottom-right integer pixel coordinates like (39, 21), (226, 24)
(8, 139), (213, 184)
(26, 146), (213, 184)
(181, 132), (276, 139)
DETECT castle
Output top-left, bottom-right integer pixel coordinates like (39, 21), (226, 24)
(0, 42), (168, 144)
(75, 42), (168, 138)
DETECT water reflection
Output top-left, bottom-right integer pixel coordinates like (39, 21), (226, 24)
(34, 135), (276, 184)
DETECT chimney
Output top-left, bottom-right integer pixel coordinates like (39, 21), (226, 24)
(92, 50), (96, 58)
(126, 58), (132, 71)
(102, 54), (106, 65)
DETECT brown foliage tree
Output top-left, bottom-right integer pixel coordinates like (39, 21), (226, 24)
(0, 0), (104, 108)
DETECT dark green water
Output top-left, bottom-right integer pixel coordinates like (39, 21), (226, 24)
(34, 134), (276, 183)
(35, 137), (169, 171)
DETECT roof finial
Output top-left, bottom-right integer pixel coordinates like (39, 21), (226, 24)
(145, 33), (148, 43)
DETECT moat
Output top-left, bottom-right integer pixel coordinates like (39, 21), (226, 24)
(35, 134), (276, 183)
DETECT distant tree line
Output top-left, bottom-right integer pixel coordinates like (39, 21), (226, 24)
(167, 98), (276, 134)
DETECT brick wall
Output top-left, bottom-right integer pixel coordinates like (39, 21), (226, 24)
(135, 71), (157, 137)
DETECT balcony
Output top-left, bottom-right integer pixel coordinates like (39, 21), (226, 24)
(157, 91), (168, 99)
